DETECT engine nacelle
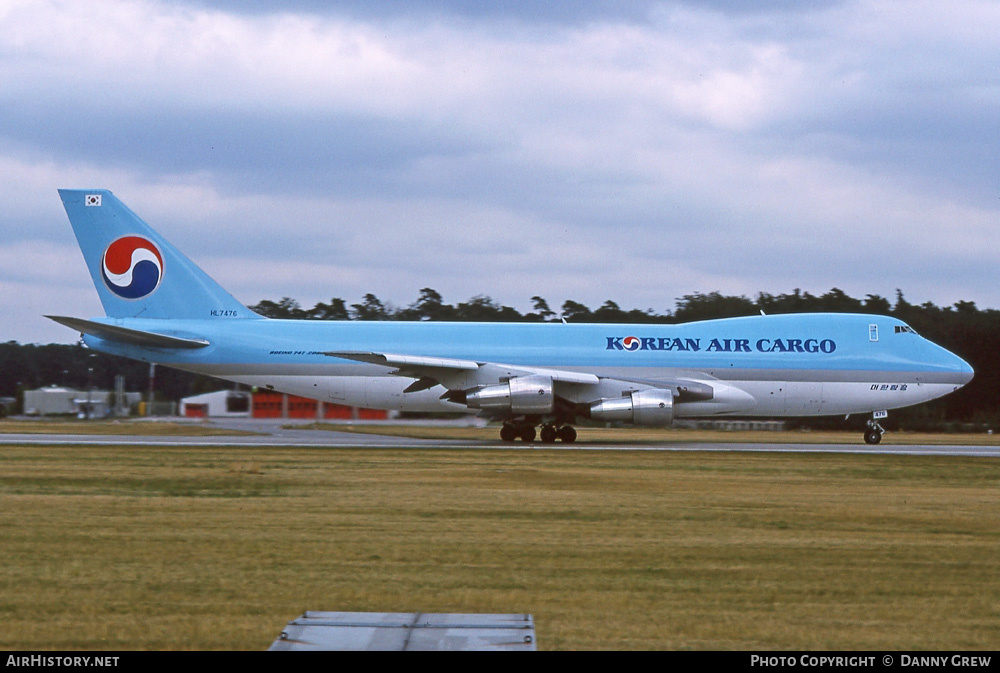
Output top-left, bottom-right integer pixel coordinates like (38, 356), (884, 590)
(466, 375), (554, 415)
(589, 389), (674, 426)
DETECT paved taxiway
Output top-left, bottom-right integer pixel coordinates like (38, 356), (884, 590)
(2, 419), (998, 457)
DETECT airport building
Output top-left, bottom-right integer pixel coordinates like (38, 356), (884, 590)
(23, 386), (142, 418)
(180, 389), (391, 420)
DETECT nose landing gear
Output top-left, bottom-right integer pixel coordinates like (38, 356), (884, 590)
(864, 412), (887, 444)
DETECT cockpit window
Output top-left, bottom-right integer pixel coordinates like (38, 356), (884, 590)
(894, 325), (918, 335)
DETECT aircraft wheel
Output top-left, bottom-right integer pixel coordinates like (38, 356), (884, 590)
(864, 429), (882, 445)
(557, 425), (577, 443)
(540, 424), (558, 443)
(500, 424), (517, 442)
(519, 425), (536, 443)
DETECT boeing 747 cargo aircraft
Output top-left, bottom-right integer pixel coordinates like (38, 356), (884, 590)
(49, 190), (973, 444)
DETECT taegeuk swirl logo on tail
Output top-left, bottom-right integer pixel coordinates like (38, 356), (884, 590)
(101, 236), (164, 299)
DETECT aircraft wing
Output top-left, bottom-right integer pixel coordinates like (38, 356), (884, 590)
(326, 348), (758, 422)
(323, 350), (730, 405)
(324, 351), (480, 372)
(325, 350), (601, 393)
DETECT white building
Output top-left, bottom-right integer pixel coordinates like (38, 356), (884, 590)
(180, 390), (252, 418)
(23, 386), (141, 417)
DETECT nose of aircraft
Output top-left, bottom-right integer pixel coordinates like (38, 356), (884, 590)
(955, 353), (975, 387)
(940, 343), (975, 387)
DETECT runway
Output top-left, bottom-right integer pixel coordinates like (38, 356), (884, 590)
(3, 419), (999, 457)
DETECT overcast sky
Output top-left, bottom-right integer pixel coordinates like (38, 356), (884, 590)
(3, 0), (998, 344)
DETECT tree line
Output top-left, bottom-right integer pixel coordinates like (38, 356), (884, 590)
(249, 287), (902, 324)
(3, 287), (997, 428)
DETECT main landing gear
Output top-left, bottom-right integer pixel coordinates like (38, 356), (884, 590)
(500, 421), (577, 443)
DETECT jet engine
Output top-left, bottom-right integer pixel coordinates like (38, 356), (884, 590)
(466, 375), (554, 415)
(589, 389), (674, 426)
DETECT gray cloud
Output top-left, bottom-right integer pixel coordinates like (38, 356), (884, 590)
(1, 0), (997, 344)
(161, 0), (665, 24)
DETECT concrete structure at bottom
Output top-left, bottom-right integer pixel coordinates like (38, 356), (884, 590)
(269, 612), (536, 651)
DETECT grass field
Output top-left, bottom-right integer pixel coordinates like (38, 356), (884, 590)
(0, 419), (260, 436)
(0, 442), (997, 650)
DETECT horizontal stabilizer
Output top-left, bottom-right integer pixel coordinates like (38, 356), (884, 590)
(46, 315), (210, 350)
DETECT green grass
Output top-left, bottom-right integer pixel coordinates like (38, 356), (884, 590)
(0, 445), (997, 650)
(0, 419), (260, 436)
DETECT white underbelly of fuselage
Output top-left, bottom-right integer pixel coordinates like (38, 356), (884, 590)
(223, 374), (466, 413)
(214, 372), (959, 419)
(715, 380), (959, 417)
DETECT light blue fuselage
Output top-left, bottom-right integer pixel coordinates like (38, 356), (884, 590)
(82, 312), (973, 418)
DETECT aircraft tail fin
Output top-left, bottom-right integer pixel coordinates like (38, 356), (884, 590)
(59, 189), (260, 321)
